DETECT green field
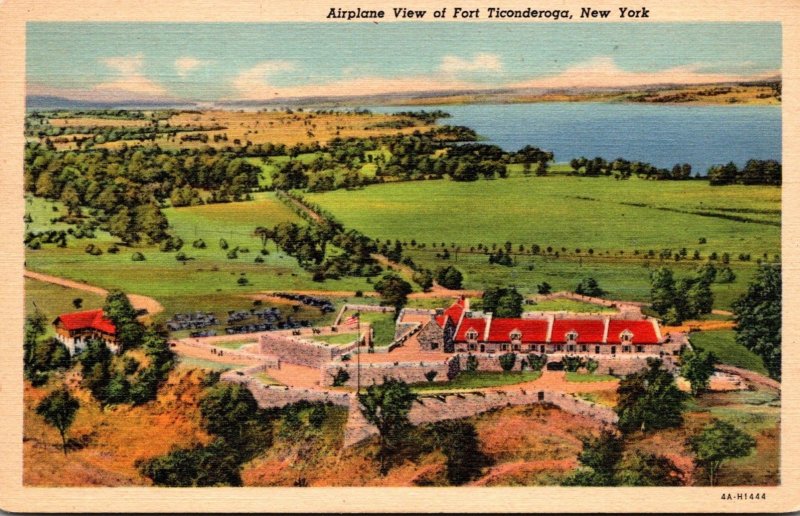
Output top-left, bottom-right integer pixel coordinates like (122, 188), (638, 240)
(526, 298), (617, 313)
(340, 310), (397, 347)
(689, 330), (768, 375)
(306, 176), (780, 255)
(564, 372), (618, 382)
(411, 370), (542, 392)
(24, 278), (107, 337)
(306, 176), (777, 309)
(311, 332), (359, 345)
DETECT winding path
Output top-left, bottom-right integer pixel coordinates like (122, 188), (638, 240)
(24, 270), (164, 316)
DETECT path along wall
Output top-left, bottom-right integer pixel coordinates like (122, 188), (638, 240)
(320, 358), (457, 387)
(452, 352), (677, 375)
(222, 368), (351, 409)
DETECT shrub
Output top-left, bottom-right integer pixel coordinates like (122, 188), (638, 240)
(192, 239), (206, 249)
(424, 370), (438, 382)
(237, 276), (249, 286)
(354, 290), (363, 298)
(526, 353), (547, 371)
(309, 404), (327, 429)
(254, 255), (264, 263)
(561, 355), (585, 372)
(176, 252), (188, 262)
(226, 249), (238, 259)
(131, 252), (146, 261)
(85, 243), (102, 255)
(332, 368), (350, 387)
(499, 352), (517, 372)
(107, 244), (120, 254)
(717, 267), (736, 283)
(585, 358), (599, 374)
(219, 238), (229, 250)
(465, 354), (479, 372)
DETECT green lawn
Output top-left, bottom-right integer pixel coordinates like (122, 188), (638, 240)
(341, 310), (397, 347)
(564, 372), (618, 382)
(175, 356), (243, 371)
(411, 370), (542, 392)
(311, 332), (359, 345)
(214, 339), (258, 350)
(689, 330), (768, 375)
(526, 298), (617, 313)
(253, 371), (282, 385)
(24, 277), (107, 337)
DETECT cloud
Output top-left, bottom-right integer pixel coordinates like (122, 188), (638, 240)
(439, 53), (503, 74)
(229, 60), (298, 99)
(175, 57), (209, 77)
(93, 53), (167, 98)
(512, 56), (779, 89)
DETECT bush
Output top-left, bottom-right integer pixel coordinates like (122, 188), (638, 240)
(499, 352), (517, 372)
(585, 358), (599, 374)
(107, 244), (120, 254)
(526, 353), (547, 371)
(309, 404), (327, 429)
(465, 354), (479, 372)
(131, 252), (146, 261)
(717, 267), (736, 283)
(561, 355), (585, 372)
(237, 276), (249, 286)
(254, 255), (264, 263)
(192, 239), (207, 249)
(575, 277), (604, 297)
(354, 290), (363, 298)
(424, 370), (438, 382)
(226, 249), (238, 259)
(85, 243), (102, 256)
(332, 368), (350, 387)
(219, 238), (229, 250)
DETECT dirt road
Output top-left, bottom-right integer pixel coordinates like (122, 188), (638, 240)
(24, 270), (164, 316)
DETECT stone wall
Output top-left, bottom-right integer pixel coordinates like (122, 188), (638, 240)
(222, 371), (351, 409)
(417, 318), (444, 351)
(259, 333), (356, 368)
(343, 388), (618, 447)
(320, 358), (455, 387)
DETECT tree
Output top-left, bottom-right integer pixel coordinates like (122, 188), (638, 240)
(686, 278), (714, 317)
(649, 267), (677, 316)
(138, 439), (243, 487)
(412, 269), (434, 292)
(689, 420), (755, 486)
(79, 339), (113, 402)
(432, 420), (489, 485)
(103, 291), (144, 352)
(680, 349), (717, 396)
(615, 453), (683, 486)
(526, 353), (547, 371)
(563, 429), (624, 486)
(36, 387), (80, 455)
(199, 383), (260, 444)
(435, 265), (463, 290)
(374, 273), (413, 313)
(498, 352), (517, 372)
(481, 287), (523, 317)
(575, 277), (604, 297)
(733, 264), (781, 379)
(536, 282), (552, 295)
(616, 358), (687, 433)
(358, 378), (417, 474)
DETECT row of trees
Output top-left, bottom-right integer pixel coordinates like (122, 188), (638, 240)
(708, 160), (782, 186)
(569, 156), (694, 180)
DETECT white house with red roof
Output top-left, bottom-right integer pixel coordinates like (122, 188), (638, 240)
(53, 309), (119, 355)
(418, 298), (683, 357)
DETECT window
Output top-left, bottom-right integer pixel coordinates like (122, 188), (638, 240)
(620, 330), (633, 343)
(501, 344), (509, 351)
(468, 343), (476, 351)
(510, 329), (522, 342)
(622, 345), (631, 353)
(556, 345), (564, 352)
(465, 328), (478, 342)
(581, 345), (588, 352)
(513, 344), (520, 351)
(565, 330), (579, 342)
(567, 344), (575, 352)
(595, 345), (601, 354)
(540, 345), (546, 353)
(636, 345), (644, 353)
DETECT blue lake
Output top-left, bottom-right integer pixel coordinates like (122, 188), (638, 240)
(371, 103), (781, 174)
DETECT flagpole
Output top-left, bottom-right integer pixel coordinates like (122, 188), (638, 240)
(356, 313), (361, 395)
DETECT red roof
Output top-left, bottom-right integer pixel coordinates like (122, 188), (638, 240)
(487, 318), (549, 343)
(55, 309), (116, 335)
(551, 319), (605, 343)
(455, 317), (487, 341)
(607, 320), (659, 344)
(437, 298), (466, 329)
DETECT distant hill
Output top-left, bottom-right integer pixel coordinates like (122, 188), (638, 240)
(26, 95), (196, 111)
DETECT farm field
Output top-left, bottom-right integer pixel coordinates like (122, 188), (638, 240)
(306, 176), (780, 254)
(36, 110), (436, 151)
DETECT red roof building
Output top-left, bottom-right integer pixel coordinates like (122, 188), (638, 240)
(430, 299), (667, 356)
(53, 309), (118, 355)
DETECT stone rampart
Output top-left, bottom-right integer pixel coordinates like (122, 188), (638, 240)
(321, 358), (455, 387)
(223, 372), (351, 409)
(259, 333), (356, 368)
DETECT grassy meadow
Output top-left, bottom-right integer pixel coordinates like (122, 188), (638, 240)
(689, 330), (768, 375)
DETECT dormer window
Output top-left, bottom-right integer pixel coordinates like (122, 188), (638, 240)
(509, 329), (522, 342)
(565, 330), (579, 342)
(620, 330), (633, 343)
(465, 328), (479, 342)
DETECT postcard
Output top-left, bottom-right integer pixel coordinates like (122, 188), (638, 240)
(0, 0), (797, 512)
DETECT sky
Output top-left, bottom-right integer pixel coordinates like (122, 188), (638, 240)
(26, 22), (781, 103)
